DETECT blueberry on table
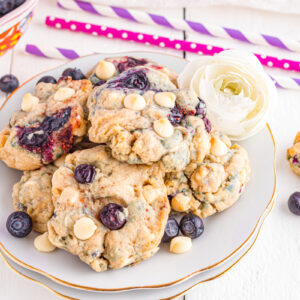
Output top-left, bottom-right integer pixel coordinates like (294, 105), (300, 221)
(288, 192), (300, 216)
(74, 164), (96, 184)
(100, 203), (127, 230)
(0, 74), (19, 93)
(180, 213), (204, 239)
(0, 0), (15, 16)
(6, 211), (32, 238)
(37, 75), (57, 85)
(162, 216), (179, 243)
(62, 68), (86, 80)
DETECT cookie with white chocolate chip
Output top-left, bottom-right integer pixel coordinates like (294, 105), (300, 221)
(287, 131), (300, 176)
(87, 67), (212, 172)
(165, 131), (250, 218)
(12, 164), (57, 233)
(48, 145), (170, 272)
(87, 56), (178, 86)
(0, 78), (92, 170)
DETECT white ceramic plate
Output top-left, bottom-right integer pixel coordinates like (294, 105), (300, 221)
(0, 51), (276, 292)
(0, 197), (275, 300)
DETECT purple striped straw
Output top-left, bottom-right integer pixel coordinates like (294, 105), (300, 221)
(57, 0), (300, 53)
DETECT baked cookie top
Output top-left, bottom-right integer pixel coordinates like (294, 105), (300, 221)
(165, 130), (250, 218)
(0, 78), (92, 170)
(287, 131), (300, 176)
(87, 66), (212, 172)
(88, 56), (178, 86)
(48, 145), (170, 272)
(13, 164), (57, 233)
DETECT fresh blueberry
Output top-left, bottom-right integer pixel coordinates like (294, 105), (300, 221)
(117, 57), (147, 73)
(180, 213), (204, 239)
(195, 98), (207, 118)
(0, 74), (19, 93)
(74, 164), (96, 184)
(37, 75), (57, 85)
(6, 211), (32, 238)
(62, 68), (86, 80)
(0, 0), (15, 16)
(168, 104), (184, 126)
(288, 192), (300, 216)
(162, 216), (179, 243)
(100, 203), (127, 230)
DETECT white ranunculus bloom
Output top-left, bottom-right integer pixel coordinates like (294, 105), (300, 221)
(178, 50), (277, 140)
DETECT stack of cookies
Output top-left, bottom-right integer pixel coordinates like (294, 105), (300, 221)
(0, 56), (250, 272)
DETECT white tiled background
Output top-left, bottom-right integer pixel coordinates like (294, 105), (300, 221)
(0, 0), (300, 299)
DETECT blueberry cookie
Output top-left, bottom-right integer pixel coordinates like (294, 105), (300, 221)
(287, 131), (300, 176)
(165, 131), (250, 218)
(0, 78), (92, 170)
(87, 67), (211, 171)
(13, 165), (57, 233)
(88, 56), (178, 86)
(48, 145), (170, 272)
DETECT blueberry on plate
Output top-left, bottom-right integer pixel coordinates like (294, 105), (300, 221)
(74, 164), (96, 184)
(180, 213), (204, 239)
(6, 211), (32, 238)
(162, 216), (179, 243)
(0, 0), (15, 16)
(288, 192), (300, 216)
(100, 203), (127, 230)
(0, 74), (19, 93)
(62, 68), (86, 80)
(37, 75), (57, 85)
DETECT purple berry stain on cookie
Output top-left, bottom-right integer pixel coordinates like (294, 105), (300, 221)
(100, 203), (127, 230)
(107, 69), (150, 91)
(17, 107), (72, 163)
(292, 155), (299, 164)
(117, 57), (147, 73)
(74, 164), (96, 184)
(195, 98), (207, 118)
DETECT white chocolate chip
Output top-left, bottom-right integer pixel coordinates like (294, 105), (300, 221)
(54, 87), (75, 101)
(154, 92), (176, 108)
(143, 185), (163, 204)
(59, 187), (80, 204)
(171, 193), (191, 212)
(21, 93), (39, 112)
(124, 94), (146, 111)
(95, 60), (116, 80)
(170, 236), (192, 254)
(210, 137), (228, 156)
(34, 232), (56, 253)
(153, 118), (174, 138)
(73, 217), (97, 240)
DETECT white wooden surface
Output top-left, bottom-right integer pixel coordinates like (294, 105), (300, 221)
(0, 0), (300, 299)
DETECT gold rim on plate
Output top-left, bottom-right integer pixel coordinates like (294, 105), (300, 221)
(0, 198), (276, 300)
(0, 51), (277, 292)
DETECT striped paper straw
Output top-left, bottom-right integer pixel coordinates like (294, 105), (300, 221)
(57, 0), (300, 54)
(45, 16), (300, 73)
(24, 43), (300, 91)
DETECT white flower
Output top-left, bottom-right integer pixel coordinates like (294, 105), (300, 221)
(178, 50), (277, 140)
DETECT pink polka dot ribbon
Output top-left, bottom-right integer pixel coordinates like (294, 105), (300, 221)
(45, 16), (300, 73)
